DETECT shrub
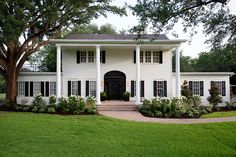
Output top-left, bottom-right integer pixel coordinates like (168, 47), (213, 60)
(100, 92), (107, 101)
(31, 93), (46, 112)
(49, 95), (57, 107)
(57, 97), (69, 113)
(207, 82), (222, 109)
(140, 96), (205, 118)
(78, 97), (86, 113)
(68, 95), (79, 114)
(85, 96), (96, 114)
(47, 107), (56, 113)
(225, 101), (235, 110)
(123, 92), (130, 101)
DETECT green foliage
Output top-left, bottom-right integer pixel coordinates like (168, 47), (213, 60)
(123, 91), (130, 101)
(57, 97), (69, 113)
(181, 80), (192, 99)
(0, 75), (5, 93)
(49, 95), (57, 107)
(31, 94), (46, 112)
(100, 92), (107, 101)
(130, 0), (234, 48)
(207, 82), (223, 108)
(85, 96), (97, 114)
(68, 95), (80, 114)
(140, 96), (203, 118)
(47, 107), (56, 113)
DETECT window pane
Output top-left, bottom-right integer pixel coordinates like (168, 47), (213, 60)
(192, 81), (200, 95)
(49, 82), (56, 95)
(80, 51), (86, 63)
(89, 81), (96, 97)
(157, 81), (165, 97)
(214, 81), (222, 95)
(88, 51), (94, 63)
(140, 51), (143, 63)
(33, 82), (41, 96)
(18, 82), (25, 96)
(71, 81), (78, 95)
(153, 51), (159, 63)
(145, 51), (151, 63)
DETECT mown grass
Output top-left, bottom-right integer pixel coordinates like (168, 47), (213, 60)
(0, 112), (235, 157)
(202, 111), (236, 118)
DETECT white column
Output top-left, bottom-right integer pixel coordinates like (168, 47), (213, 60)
(135, 45), (141, 105)
(96, 45), (101, 105)
(56, 45), (61, 98)
(175, 47), (181, 97)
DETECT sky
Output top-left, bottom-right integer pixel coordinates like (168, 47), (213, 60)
(92, 0), (236, 58)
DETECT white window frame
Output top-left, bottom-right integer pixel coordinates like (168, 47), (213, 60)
(145, 51), (152, 63)
(89, 81), (96, 97)
(214, 81), (223, 95)
(156, 81), (165, 97)
(49, 82), (56, 96)
(88, 51), (95, 63)
(80, 51), (87, 63)
(153, 51), (160, 63)
(33, 82), (41, 96)
(192, 81), (201, 95)
(18, 81), (25, 96)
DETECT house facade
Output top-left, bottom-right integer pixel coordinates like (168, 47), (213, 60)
(17, 34), (233, 105)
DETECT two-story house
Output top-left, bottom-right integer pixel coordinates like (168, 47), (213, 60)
(17, 34), (233, 105)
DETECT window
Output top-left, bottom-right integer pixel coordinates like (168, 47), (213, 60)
(140, 51), (144, 63)
(71, 81), (79, 95)
(33, 82), (41, 95)
(88, 51), (95, 63)
(189, 81), (204, 96)
(145, 51), (151, 63)
(212, 81), (226, 96)
(49, 82), (56, 95)
(80, 51), (86, 63)
(18, 82), (25, 96)
(89, 81), (96, 97)
(153, 51), (159, 63)
(192, 81), (200, 95)
(154, 81), (167, 97)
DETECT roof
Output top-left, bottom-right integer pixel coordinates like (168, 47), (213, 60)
(67, 34), (169, 40)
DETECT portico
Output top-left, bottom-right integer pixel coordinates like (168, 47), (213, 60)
(53, 37), (184, 105)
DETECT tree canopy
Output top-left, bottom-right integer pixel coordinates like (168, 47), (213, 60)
(0, 0), (126, 102)
(130, 0), (235, 48)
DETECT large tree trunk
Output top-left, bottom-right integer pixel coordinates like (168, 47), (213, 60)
(5, 64), (17, 103)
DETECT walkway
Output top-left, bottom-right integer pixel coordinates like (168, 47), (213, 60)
(99, 111), (236, 124)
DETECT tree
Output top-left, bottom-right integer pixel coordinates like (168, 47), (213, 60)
(0, 1), (125, 102)
(29, 23), (119, 72)
(207, 82), (222, 109)
(130, 0), (235, 48)
(172, 51), (195, 72)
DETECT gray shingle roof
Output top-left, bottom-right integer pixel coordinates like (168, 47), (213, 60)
(67, 34), (169, 40)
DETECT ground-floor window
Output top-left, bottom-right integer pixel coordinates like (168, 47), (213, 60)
(131, 80), (144, 97)
(211, 81), (226, 96)
(86, 81), (96, 97)
(153, 81), (167, 97)
(68, 80), (81, 96)
(17, 81), (56, 97)
(189, 81), (204, 96)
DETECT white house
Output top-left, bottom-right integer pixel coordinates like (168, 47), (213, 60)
(17, 34), (233, 105)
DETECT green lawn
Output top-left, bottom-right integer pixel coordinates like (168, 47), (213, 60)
(201, 111), (236, 118)
(0, 112), (236, 157)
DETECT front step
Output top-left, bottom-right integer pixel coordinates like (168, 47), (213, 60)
(97, 101), (139, 111)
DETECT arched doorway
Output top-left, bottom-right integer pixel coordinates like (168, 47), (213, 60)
(104, 71), (126, 100)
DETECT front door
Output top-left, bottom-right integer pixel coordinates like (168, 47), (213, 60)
(104, 71), (126, 100)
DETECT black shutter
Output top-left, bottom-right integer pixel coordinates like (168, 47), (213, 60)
(131, 81), (135, 97)
(45, 82), (49, 97)
(210, 81), (214, 88)
(30, 81), (33, 96)
(68, 81), (71, 96)
(25, 82), (29, 97)
(41, 82), (44, 96)
(102, 51), (106, 64)
(200, 81), (204, 96)
(141, 81), (144, 97)
(164, 81), (167, 97)
(77, 81), (81, 96)
(86, 81), (89, 96)
(133, 50), (136, 63)
(222, 81), (226, 96)
(159, 51), (163, 64)
(189, 81), (192, 92)
(76, 51), (80, 63)
(154, 81), (157, 97)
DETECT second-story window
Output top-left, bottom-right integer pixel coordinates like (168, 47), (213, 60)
(88, 51), (95, 63)
(145, 51), (152, 63)
(153, 51), (160, 63)
(80, 51), (87, 63)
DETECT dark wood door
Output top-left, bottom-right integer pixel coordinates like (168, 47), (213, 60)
(104, 71), (126, 100)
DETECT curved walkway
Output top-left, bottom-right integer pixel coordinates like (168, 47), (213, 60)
(99, 111), (236, 124)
